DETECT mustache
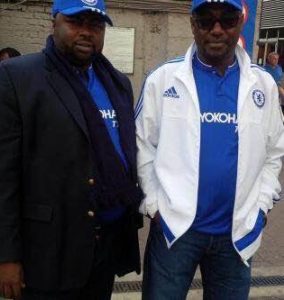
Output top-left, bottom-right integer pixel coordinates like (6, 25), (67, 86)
(75, 40), (93, 46)
(75, 36), (94, 43)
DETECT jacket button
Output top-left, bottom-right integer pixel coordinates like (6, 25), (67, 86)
(88, 178), (95, 186)
(87, 210), (95, 217)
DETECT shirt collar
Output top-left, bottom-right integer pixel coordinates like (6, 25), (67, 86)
(193, 52), (238, 74)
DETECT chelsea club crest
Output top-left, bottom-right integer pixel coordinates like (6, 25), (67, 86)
(252, 89), (265, 108)
(81, 0), (98, 5)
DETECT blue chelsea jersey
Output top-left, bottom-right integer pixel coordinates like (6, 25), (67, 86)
(79, 66), (127, 222)
(84, 67), (128, 168)
(191, 53), (240, 235)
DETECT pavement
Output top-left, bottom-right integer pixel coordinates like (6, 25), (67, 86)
(112, 166), (284, 299)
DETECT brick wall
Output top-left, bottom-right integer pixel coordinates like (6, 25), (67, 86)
(0, 1), (52, 54)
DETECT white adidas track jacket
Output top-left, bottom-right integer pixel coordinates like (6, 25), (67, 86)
(135, 43), (284, 263)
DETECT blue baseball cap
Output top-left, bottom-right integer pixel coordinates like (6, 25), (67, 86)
(191, 0), (243, 12)
(52, 0), (113, 26)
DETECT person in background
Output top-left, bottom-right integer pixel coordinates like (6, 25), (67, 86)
(0, 0), (143, 299)
(0, 47), (21, 61)
(136, 0), (284, 299)
(264, 52), (283, 83)
(265, 52), (284, 115)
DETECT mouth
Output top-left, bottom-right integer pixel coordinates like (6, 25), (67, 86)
(205, 42), (228, 52)
(75, 42), (93, 53)
(207, 41), (226, 47)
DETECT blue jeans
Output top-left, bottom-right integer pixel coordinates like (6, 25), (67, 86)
(142, 220), (251, 300)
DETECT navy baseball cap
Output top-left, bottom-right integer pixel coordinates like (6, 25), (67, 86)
(191, 0), (243, 12)
(52, 0), (113, 26)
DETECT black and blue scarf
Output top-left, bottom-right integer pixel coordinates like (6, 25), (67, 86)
(44, 35), (142, 211)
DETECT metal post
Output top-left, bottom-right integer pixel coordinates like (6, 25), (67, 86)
(276, 29), (280, 53)
(263, 30), (269, 65)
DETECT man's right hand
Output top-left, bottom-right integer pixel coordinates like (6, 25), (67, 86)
(0, 262), (25, 300)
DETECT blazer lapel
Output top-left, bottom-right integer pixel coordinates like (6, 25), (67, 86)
(45, 68), (91, 144)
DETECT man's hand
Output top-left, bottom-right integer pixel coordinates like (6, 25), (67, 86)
(0, 262), (25, 300)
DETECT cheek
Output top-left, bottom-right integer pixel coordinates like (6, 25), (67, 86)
(228, 32), (241, 46)
(56, 26), (75, 43)
(94, 32), (105, 50)
(53, 26), (76, 54)
(192, 27), (206, 44)
(228, 28), (242, 42)
(193, 32), (205, 48)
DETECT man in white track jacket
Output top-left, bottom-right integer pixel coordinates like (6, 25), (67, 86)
(135, 0), (284, 299)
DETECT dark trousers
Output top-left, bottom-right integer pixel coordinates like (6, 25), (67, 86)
(22, 225), (117, 300)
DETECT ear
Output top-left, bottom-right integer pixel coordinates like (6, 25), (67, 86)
(190, 16), (196, 32)
(239, 13), (245, 31)
(190, 15), (199, 37)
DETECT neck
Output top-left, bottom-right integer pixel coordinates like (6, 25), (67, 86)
(197, 53), (235, 76)
(75, 63), (91, 72)
(62, 53), (92, 72)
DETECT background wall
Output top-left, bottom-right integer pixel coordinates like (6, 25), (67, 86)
(0, 0), (193, 99)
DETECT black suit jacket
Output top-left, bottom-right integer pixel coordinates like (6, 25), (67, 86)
(0, 53), (141, 291)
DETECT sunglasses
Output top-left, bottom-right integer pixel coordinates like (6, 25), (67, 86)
(193, 13), (242, 31)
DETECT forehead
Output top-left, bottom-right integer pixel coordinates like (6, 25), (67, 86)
(194, 3), (240, 15)
(59, 11), (105, 22)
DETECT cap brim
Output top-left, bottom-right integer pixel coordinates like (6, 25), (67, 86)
(191, 1), (242, 13)
(58, 7), (113, 26)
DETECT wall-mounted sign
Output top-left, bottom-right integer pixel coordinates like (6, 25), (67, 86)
(103, 27), (135, 74)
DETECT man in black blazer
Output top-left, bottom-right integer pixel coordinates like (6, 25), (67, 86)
(0, 0), (143, 299)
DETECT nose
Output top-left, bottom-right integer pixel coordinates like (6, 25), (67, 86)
(210, 21), (223, 34)
(78, 23), (95, 38)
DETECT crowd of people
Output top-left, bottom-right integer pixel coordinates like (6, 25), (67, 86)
(0, 0), (284, 299)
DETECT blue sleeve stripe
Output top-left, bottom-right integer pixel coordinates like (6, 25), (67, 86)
(134, 97), (143, 118)
(160, 215), (175, 243)
(134, 98), (143, 120)
(147, 56), (185, 77)
(234, 209), (265, 252)
(134, 78), (147, 118)
(134, 56), (185, 119)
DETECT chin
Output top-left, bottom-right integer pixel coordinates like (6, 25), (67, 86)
(76, 53), (94, 62)
(71, 58), (91, 68)
(207, 48), (229, 59)
(206, 52), (225, 61)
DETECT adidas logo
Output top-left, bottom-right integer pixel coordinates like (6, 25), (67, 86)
(163, 86), (180, 99)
